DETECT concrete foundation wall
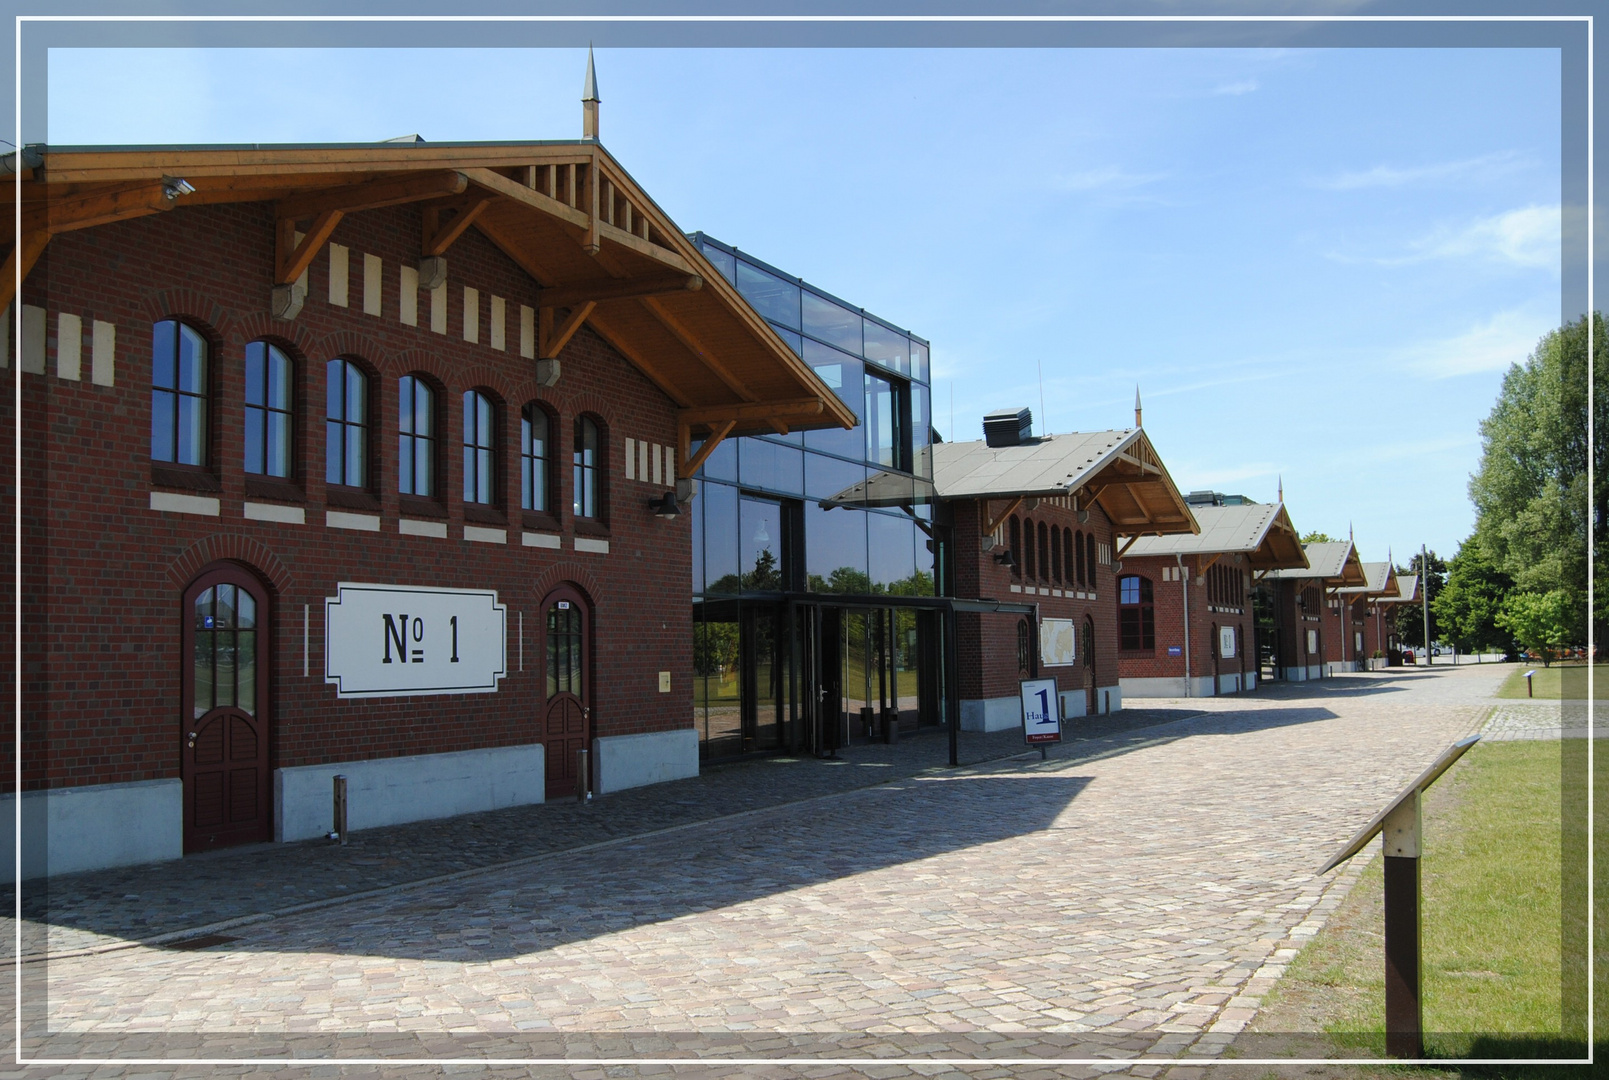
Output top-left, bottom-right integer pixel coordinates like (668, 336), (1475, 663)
(275, 743), (545, 842)
(0, 779), (182, 880)
(594, 728), (699, 794)
(960, 695), (1021, 732)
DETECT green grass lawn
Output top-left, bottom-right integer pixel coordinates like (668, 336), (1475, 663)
(1495, 664), (1609, 700)
(1247, 738), (1598, 1077)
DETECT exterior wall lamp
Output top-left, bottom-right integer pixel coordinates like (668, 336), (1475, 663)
(649, 491), (681, 519)
(992, 549), (1017, 569)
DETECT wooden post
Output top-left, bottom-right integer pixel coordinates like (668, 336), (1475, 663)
(1381, 790), (1423, 1058)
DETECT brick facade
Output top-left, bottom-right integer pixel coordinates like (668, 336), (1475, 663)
(11, 200), (692, 804)
(1116, 553), (1255, 696)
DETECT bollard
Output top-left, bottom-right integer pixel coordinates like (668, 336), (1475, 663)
(1523, 669), (1536, 698)
(881, 708), (898, 745)
(331, 774), (348, 845)
(576, 747), (590, 804)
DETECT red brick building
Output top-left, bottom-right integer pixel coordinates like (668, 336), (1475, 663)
(4, 130), (852, 876)
(1331, 560), (1399, 672)
(1261, 541), (1368, 681)
(1365, 572), (1419, 665)
(1117, 498), (1307, 698)
(932, 412), (1195, 727)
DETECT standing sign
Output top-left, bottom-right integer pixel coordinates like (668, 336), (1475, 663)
(326, 583), (507, 698)
(1019, 677), (1061, 745)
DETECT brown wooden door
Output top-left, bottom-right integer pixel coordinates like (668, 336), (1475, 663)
(182, 567), (271, 853)
(542, 587), (590, 798)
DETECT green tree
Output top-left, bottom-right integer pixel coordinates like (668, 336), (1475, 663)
(1435, 538), (1515, 657)
(1301, 530), (1337, 544)
(1496, 589), (1574, 666)
(1394, 549), (1447, 650)
(1468, 314), (1597, 648)
(692, 620), (739, 678)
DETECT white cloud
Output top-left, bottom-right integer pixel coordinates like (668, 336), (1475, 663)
(1328, 205), (1560, 271)
(1397, 308), (1555, 379)
(1212, 80), (1259, 96)
(1313, 151), (1529, 191)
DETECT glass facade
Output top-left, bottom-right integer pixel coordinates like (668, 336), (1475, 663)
(688, 234), (940, 761)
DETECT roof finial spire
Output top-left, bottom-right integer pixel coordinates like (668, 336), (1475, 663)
(582, 45), (601, 141)
(1134, 385), (1142, 429)
(1277, 474), (1283, 503)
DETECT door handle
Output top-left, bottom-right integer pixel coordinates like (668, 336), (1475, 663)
(187, 731), (196, 749)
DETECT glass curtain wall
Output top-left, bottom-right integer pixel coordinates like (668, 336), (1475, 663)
(689, 234), (938, 760)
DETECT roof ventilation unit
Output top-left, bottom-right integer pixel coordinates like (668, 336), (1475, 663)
(983, 408), (1033, 448)
(1185, 490), (1225, 507)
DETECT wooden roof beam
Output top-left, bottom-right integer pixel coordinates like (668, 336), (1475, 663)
(643, 296), (759, 402)
(536, 273), (702, 309)
(678, 398), (826, 428)
(1114, 533), (1146, 560)
(583, 317), (693, 408)
(678, 419), (737, 479)
(0, 231), (50, 311)
(275, 170), (467, 222)
(983, 496), (1026, 538)
(275, 209), (343, 285)
(421, 192), (494, 257)
(463, 166), (589, 230)
(539, 301), (596, 360)
(31, 181), (175, 235)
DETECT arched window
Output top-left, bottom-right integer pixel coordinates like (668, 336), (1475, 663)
(1023, 518), (1036, 580)
(398, 374), (436, 496)
(1037, 521), (1050, 583)
(325, 358), (368, 488)
(1119, 574), (1155, 652)
(1075, 529), (1086, 587)
(573, 415), (600, 519)
(521, 404), (551, 512)
(1016, 618), (1031, 672)
(1008, 516), (1022, 577)
(1086, 533), (1097, 589)
(1065, 530), (1076, 589)
(243, 341), (292, 478)
(462, 390), (496, 504)
(151, 319), (209, 466)
(1050, 525), (1062, 584)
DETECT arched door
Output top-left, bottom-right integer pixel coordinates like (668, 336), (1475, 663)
(542, 586), (590, 798)
(1082, 616), (1096, 714)
(182, 566), (272, 852)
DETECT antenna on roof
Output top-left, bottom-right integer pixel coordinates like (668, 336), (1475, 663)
(582, 45), (601, 141)
(1038, 357), (1047, 435)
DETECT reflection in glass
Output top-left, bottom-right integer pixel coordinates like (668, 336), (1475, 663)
(738, 438), (804, 496)
(802, 340), (865, 461)
(805, 499), (867, 593)
(192, 582), (257, 720)
(326, 359), (367, 487)
(152, 320), (209, 466)
(739, 497), (784, 593)
(398, 375), (435, 496)
(910, 339), (930, 383)
(771, 324), (803, 357)
(869, 513), (917, 593)
(521, 405), (549, 511)
(699, 242), (736, 283)
(546, 603), (584, 697)
(690, 488), (705, 596)
(697, 436), (738, 482)
(573, 416), (599, 519)
(463, 390), (496, 504)
(695, 602), (742, 753)
(802, 291), (862, 354)
(804, 455), (866, 502)
(244, 341), (293, 478)
(864, 373), (902, 469)
(863, 320), (909, 376)
(702, 481), (740, 594)
(736, 260), (800, 329)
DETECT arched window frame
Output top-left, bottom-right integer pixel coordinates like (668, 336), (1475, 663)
(1037, 521), (1050, 583)
(398, 373), (439, 498)
(1050, 525), (1062, 585)
(151, 318), (211, 468)
(1118, 574), (1156, 652)
(1008, 516), (1022, 578)
(1023, 517), (1036, 581)
(462, 388), (498, 506)
(1075, 529), (1086, 587)
(1086, 533), (1097, 591)
(325, 357), (371, 490)
(243, 340), (294, 479)
(573, 413), (605, 522)
(521, 402), (555, 515)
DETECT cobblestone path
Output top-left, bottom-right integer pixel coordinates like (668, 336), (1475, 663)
(10, 665), (1510, 1077)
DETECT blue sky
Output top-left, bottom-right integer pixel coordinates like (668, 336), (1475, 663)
(45, 44), (1562, 564)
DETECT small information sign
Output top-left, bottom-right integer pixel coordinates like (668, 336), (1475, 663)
(1019, 677), (1061, 745)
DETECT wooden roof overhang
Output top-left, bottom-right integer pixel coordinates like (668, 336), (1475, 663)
(1337, 562), (1400, 605)
(4, 141), (855, 473)
(1090, 431), (1198, 560)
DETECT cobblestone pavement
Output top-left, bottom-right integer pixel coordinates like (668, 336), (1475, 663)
(8, 665), (1511, 1077)
(1479, 698), (1594, 740)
